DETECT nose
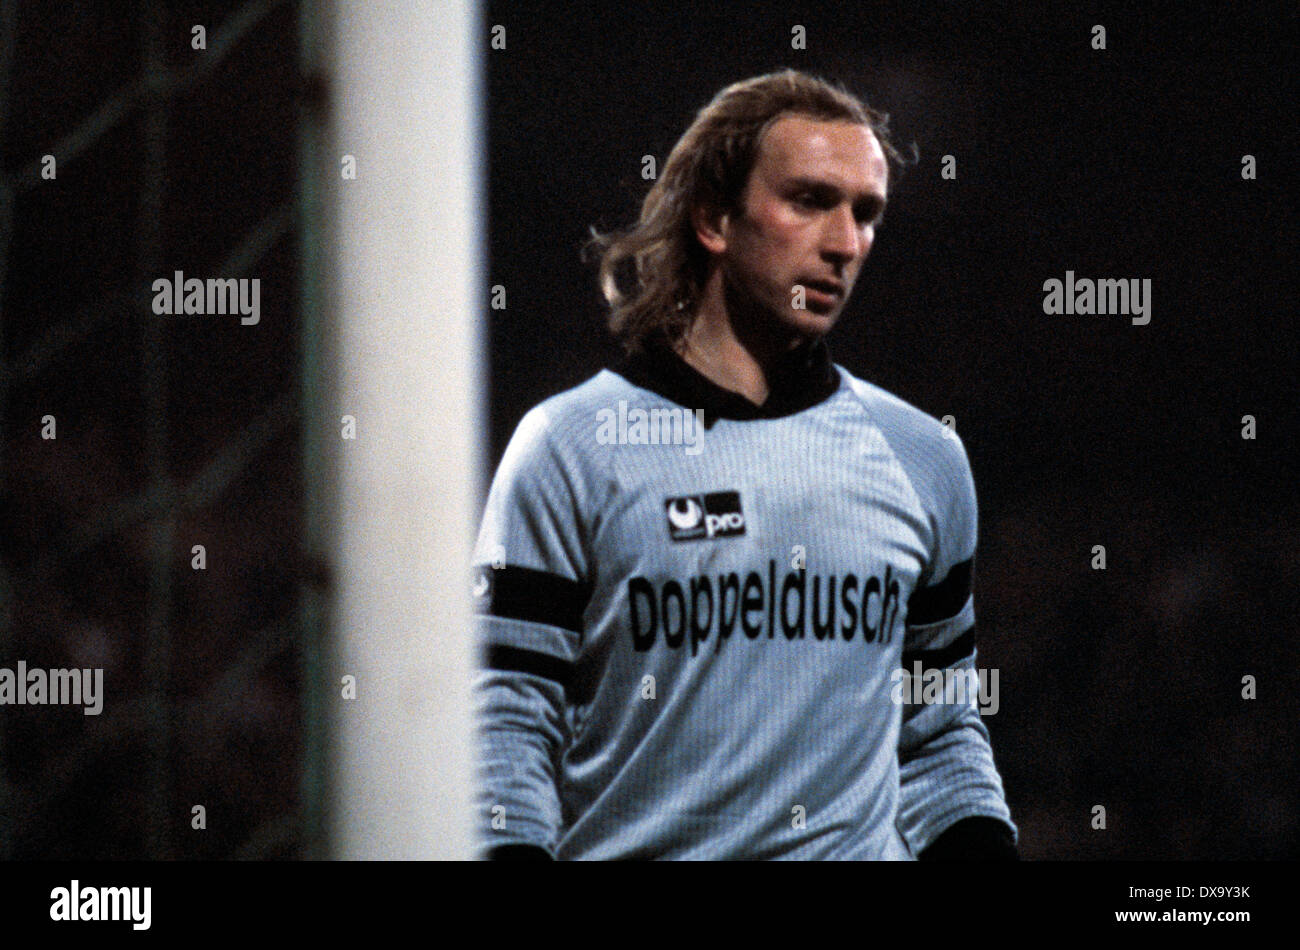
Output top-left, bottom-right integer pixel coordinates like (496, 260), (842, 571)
(822, 205), (869, 265)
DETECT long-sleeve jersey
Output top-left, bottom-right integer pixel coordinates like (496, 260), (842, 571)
(471, 335), (1016, 859)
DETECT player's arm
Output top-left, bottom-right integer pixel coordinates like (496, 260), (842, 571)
(472, 406), (591, 860)
(896, 430), (1017, 860)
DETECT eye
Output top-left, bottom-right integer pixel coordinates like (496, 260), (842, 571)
(854, 201), (885, 226)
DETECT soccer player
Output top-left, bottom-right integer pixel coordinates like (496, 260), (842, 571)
(473, 69), (1017, 860)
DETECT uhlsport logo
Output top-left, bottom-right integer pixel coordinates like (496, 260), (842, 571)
(665, 491), (745, 541)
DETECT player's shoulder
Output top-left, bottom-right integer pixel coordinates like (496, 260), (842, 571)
(834, 364), (977, 518)
(834, 364), (965, 459)
(501, 368), (632, 461)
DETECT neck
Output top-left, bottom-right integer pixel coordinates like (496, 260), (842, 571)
(675, 276), (807, 406)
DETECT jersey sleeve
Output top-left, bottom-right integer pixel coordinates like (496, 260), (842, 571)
(895, 430), (1016, 855)
(471, 406), (592, 857)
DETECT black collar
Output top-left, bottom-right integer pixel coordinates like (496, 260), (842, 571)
(612, 335), (841, 427)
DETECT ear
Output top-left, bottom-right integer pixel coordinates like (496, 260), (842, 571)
(691, 201), (729, 256)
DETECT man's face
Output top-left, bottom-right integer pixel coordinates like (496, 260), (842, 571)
(702, 115), (889, 341)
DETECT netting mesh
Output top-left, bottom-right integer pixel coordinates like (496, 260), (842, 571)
(0, 0), (307, 859)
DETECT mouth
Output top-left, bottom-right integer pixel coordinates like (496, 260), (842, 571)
(799, 278), (844, 312)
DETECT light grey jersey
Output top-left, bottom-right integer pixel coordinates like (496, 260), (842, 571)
(472, 346), (1015, 860)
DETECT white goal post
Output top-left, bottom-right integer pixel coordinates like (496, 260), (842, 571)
(305, 0), (482, 860)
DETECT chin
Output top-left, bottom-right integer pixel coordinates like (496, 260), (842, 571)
(781, 308), (838, 339)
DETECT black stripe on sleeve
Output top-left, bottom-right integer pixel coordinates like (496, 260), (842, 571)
(485, 645), (574, 690)
(906, 558), (973, 626)
(478, 564), (591, 634)
(901, 626), (975, 671)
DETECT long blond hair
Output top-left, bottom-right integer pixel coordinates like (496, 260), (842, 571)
(588, 69), (904, 353)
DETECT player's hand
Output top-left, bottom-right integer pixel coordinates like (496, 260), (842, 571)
(918, 817), (1019, 861)
(486, 843), (554, 861)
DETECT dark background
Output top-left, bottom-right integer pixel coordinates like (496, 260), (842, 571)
(1, 0), (301, 859)
(0, 0), (1294, 860)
